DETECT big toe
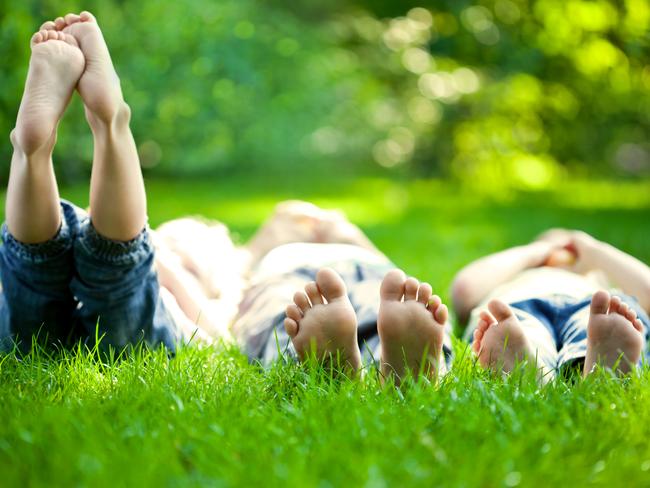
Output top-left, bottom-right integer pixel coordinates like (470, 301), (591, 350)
(315, 267), (347, 301)
(590, 290), (611, 315)
(80, 11), (97, 23)
(380, 269), (406, 301)
(487, 299), (515, 322)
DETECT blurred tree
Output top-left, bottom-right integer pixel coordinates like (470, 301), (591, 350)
(1, 0), (648, 187)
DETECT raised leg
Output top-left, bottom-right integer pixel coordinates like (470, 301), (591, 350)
(1, 27), (85, 350)
(7, 29), (84, 243)
(47, 12), (145, 241)
(32, 13), (179, 350)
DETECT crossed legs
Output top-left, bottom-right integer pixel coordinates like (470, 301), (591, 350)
(8, 11), (143, 244)
(3, 12), (174, 350)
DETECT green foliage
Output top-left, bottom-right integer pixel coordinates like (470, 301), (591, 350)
(0, 0), (649, 184)
(0, 0), (389, 177)
(314, 0), (650, 185)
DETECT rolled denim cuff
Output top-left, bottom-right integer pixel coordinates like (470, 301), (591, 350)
(76, 220), (153, 266)
(1, 214), (72, 264)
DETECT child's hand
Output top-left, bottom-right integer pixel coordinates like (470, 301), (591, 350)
(543, 230), (600, 273)
(564, 231), (600, 273)
(534, 228), (576, 267)
(536, 228), (574, 248)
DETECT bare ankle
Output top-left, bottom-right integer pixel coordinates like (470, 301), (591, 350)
(10, 126), (56, 158)
(86, 100), (130, 133)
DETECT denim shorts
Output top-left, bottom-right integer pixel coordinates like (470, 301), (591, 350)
(468, 293), (650, 373)
(0, 200), (179, 353)
(232, 259), (454, 370)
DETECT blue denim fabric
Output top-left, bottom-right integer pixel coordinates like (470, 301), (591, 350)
(234, 260), (454, 369)
(507, 294), (650, 372)
(0, 200), (178, 353)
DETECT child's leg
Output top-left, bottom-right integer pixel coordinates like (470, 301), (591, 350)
(53, 11), (146, 241)
(1, 27), (85, 350)
(46, 13), (177, 350)
(7, 28), (84, 243)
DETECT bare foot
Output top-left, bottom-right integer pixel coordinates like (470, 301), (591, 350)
(377, 269), (447, 384)
(284, 268), (361, 371)
(13, 29), (84, 155)
(584, 290), (644, 376)
(473, 299), (536, 373)
(44, 12), (124, 124)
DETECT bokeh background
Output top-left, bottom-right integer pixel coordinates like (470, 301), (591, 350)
(2, 0), (649, 187)
(1, 5), (650, 485)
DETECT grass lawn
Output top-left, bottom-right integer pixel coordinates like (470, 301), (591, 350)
(1, 175), (650, 486)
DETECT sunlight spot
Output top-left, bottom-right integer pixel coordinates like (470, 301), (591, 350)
(402, 47), (433, 74)
(353, 16), (383, 41)
(373, 140), (405, 167)
(615, 143), (650, 174)
(495, 0), (521, 24)
(418, 73), (458, 101)
(511, 155), (556, 190)
(460, 6), (500, 44)
(388, 127), (415, 155)
(593, 460), (606, 473)
(310, 127), (342, 154)
(383, 18), (415, 50)
(369, 100), (402, 129)
(407, 96), (442, 124)
(452, 67), (480, 94)
(461, 6), (493, 30)
(504, 471), (521, 487)
(574, 39), (622, 75)
(407, 7), (433, 29)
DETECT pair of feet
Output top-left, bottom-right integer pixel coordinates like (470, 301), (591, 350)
(14, 11), (122, 156)
(284, 268), (448, 383)
(472, 291), (645, 377)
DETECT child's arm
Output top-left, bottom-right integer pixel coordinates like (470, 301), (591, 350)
(451, 241), (556, 325)
(571, 232), (650, 313)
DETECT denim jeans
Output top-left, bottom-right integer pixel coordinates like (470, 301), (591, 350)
(0, 200), (179, 353)
(507, 294), (650, 372)
(465, 293), (650, 374)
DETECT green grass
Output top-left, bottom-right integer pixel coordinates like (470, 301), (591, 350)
(2, 175), (650, 486)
